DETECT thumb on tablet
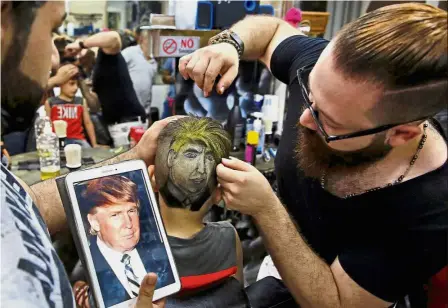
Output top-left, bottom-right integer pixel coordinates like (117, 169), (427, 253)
(135, 273), (166, 308)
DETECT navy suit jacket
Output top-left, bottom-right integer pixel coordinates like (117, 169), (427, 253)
(90, 235), (174, 307)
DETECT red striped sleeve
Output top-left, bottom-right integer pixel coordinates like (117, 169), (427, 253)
(180, 266), (238, 291)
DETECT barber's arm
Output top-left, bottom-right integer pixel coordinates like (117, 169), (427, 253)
(66, 31), (122, 56)
(23, 116), (182, 235)
(179, 15), (301, 96)
(216, 158), (393, 308)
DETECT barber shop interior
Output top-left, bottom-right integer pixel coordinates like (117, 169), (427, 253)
(1, 1), (447, 307)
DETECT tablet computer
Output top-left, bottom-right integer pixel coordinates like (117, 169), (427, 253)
(65, 160), (180, 308)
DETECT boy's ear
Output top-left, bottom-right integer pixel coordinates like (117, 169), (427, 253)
(147, 165), (158, 192)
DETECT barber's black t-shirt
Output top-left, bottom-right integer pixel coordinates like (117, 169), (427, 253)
(92, 49), (146, 125)
(271, 35), (448, 303)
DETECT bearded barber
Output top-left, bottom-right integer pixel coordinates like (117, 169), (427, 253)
(179, 3), (447, 307)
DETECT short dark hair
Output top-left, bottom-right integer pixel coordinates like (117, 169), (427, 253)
(333, 3), (447, 124)
(53, 36), (74, 64)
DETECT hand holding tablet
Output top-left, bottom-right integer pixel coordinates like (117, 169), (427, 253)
(65, 160), (181, 308)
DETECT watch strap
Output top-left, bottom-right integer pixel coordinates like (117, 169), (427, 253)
(208, 30), (244, 58)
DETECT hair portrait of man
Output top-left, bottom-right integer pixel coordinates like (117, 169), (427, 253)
(155, 117), (231, 211)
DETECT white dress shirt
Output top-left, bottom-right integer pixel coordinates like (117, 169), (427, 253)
(96, 237), (147, 298)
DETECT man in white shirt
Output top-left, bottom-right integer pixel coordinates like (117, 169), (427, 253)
(83, 175), (174, 307)
(122, 27), (158, 114)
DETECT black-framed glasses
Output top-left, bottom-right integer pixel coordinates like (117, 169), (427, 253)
(297, 64), (428, 143)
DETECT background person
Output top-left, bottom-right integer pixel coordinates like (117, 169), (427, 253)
(45, 68), (97, 148)
(180, 3), (447, 307)
(65, 31), (147, 147)
(122, 26), (158, 114)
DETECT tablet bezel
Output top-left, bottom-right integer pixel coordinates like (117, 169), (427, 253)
(65, 160), (181, 308)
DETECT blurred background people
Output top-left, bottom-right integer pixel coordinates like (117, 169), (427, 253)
(44, 68), (98, 148)
(65, 31), (147, 147)
(122, 26), (158, 114)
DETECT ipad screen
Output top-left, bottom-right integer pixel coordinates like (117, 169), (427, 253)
(73, 169), (175, 307)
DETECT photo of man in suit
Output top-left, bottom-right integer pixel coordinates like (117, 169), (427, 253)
(81, 174), (174, 307)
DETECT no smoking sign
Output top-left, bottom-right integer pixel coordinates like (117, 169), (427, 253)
(159, 36), (200, 57)
(162, 39), (177, 55)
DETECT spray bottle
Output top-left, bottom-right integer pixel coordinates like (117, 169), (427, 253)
(252, 112), (265, 154)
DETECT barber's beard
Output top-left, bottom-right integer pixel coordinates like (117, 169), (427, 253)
(295, 124), (392, 179)
(1, 51), (45, 134)
(1, 8), (45, 134)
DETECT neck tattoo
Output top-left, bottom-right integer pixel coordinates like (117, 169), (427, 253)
(321, 122), (428, 199)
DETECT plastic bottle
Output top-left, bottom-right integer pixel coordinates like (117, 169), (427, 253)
(37, 122), (60, 180)
(245, 114), (255, 140)
(245, 131), (259, 166)
(227, 97), (244, 151)
(253, 112), (265, 154)
(34, 107), (51, 139)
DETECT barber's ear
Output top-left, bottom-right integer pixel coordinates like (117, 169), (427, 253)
(385, 124), (422, 147)
(167, 149), (175, 168)
(87, 214), (100, 233)
(147, 165), (158, 192)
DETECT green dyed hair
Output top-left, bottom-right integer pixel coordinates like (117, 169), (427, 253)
(161, 116), (231, 163)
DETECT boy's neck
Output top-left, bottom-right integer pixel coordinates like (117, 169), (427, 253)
(59, 93), (74, 102)
(159, 195), (206, 239)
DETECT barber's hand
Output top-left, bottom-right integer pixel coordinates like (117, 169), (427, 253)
(135, 116), (185, 166)
(179, 43), (239, 97)
(216, 157), (278, 218)
(65, 40), (83, 57)
(134, 273), (166, 308)
(53, 64), (79, 86)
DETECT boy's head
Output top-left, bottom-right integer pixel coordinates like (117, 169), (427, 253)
(155, 117), (231, 211)
(59, 67), (79, 99)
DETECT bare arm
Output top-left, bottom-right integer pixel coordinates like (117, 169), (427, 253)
(179, 16), (301, 95)
(78, 79), (100, 112)
(26, 116), (182, 235)
(27, 148), (138, 234)
(82, 100), (97, 147)
(66, 31), (122, 56)
(232, 15), (303, 67)
(83, 31), (121, 55)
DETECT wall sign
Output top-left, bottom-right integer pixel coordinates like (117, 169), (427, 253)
(159, 36), (200, 57)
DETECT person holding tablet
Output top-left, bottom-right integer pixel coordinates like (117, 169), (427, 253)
(1, 2), (173, 307)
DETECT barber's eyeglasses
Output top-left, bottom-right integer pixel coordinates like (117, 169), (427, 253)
(296, 64), (428, 143)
